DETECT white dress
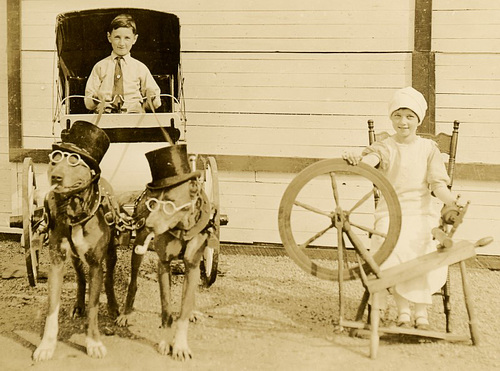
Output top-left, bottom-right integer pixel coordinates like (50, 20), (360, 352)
(363, 136), (451, 304)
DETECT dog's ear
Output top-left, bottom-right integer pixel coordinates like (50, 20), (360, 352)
(188, 179), (200, 198)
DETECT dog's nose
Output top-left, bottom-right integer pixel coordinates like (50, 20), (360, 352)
(51, 175), (63, 185)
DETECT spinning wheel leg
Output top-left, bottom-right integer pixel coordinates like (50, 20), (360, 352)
(460, 261), (480, 345)
(370, 291), (380, 359)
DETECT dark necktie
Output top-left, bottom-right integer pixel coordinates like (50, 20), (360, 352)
(112, 56), (124, 111)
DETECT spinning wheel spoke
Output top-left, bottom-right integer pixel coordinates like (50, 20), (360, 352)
(329, 172), (340, 205)
(349, 221), (387, 238)
(294, 200), (333, 218)
(299, 224), (335, 249)
(348, 188), (375, 214)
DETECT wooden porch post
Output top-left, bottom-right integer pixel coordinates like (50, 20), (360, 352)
(7, 0), (22, 153)
(413, 0), (435, 134)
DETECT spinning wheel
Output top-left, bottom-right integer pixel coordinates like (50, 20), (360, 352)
(199, 156), (220, 287)
(278, 158), (401, 281)
(278, 158), (491, 359)
(22, 157), (41, 287)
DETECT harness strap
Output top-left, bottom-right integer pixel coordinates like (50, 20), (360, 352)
(68, 182), (102, 226)
(168, 190), (212, 241)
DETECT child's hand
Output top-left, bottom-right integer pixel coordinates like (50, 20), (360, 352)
(145, 89), (156, 100)
(342, 152), (362, 166)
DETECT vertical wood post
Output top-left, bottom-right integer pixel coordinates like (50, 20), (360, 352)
(7, 0), (22, 154)
(413, 0), (435, 134)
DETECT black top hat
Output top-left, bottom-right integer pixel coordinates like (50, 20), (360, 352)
(146, 144), (201, 189)
(52, 121), (110, 173)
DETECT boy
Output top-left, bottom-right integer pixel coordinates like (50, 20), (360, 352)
(84, 14), (161, 113)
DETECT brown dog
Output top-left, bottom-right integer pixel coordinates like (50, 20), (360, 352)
(33, 122), (119, 361)
(116, 144), (212, 361)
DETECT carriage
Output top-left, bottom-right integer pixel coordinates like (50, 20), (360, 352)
(11, 8), (226, 288)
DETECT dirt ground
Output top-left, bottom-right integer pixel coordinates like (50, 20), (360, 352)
(1, 238), (500, 371)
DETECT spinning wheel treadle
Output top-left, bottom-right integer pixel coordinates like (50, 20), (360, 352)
(278, 158), (402, 281)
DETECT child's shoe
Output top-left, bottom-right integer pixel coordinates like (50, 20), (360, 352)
(396, 312), (411, 328)
(415, 316), (430, 330)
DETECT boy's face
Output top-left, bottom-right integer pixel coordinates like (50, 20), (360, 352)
(107, 27), (138, 56)
(390, 108), (420, 139)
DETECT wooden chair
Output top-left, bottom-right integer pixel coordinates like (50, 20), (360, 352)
(366, 119), (460, 332)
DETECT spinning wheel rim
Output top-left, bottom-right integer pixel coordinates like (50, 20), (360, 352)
(278, 158), (401, 281)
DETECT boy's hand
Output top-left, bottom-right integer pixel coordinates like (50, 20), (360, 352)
(342, 152), (362, 166)
(145, 89), (156, 100)
(96, 92), (106, 112)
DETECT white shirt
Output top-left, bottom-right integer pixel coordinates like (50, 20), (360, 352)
(84, 52), (161, 113)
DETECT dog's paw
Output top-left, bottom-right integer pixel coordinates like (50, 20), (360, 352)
(157, 340), (171, 356)
(72, 305), (85, 319)
(107, 305), (120, 319)
(189, 310), (203, 323)
(115, 313), (131, 327)
(171, 342), (193, 361)
(33, 341), (56, 362)
(86, 337), (107, 358)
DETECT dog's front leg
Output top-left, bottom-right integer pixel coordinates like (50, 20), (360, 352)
(105, 234), (119, 319)
(157, 258), (174, 355)
(33, 247), (66, 361)
(86, 264), (107, 358)
(171, 233), (207, 361)
(71, 255), (86, 318)
(116, 230), (148, 327)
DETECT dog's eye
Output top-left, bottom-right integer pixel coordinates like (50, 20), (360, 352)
(146, 199), (159, 211)
(163, 202), (176, 214)
(67, 154), (80, 165)
(51, 152), (63, 162)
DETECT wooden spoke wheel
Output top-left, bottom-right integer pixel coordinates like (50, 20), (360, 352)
(278, 159), (401, 281)
(22, 157), (40, 287)
(199, 156), (220, 288)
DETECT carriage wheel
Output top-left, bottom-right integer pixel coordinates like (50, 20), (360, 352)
(22, 157), (40, 287)
(199, 156), (220, 287)
(278, 158), (401, 281)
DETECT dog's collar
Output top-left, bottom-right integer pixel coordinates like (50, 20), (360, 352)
(168, 191), (211, 241)
(66, 181), (103, 226)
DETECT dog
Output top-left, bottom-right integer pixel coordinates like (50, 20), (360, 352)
(116, 144), (213, 361)
(33, 121), (119, 361)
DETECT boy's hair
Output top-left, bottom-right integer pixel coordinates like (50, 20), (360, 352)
(109, 14), (137, 34)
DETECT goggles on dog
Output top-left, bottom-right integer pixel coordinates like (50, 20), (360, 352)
(145, 198), (192, 215)
(49, 150), (90, 168)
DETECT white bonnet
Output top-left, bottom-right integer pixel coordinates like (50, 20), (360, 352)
(388, 86), (428, 123)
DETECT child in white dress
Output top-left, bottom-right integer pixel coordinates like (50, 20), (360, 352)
(343, 86), (457, 329)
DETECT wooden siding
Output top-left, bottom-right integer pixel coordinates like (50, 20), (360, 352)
(2, 0), (499, 254)
(433, 0), (500, 165)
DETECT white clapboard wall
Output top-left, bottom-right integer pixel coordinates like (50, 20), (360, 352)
(431, 0), (500, 254)
(2, 0), (499, 254)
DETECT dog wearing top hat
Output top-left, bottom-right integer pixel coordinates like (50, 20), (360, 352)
(33, 121), (120, 361)
(115, 143), (213, 361)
